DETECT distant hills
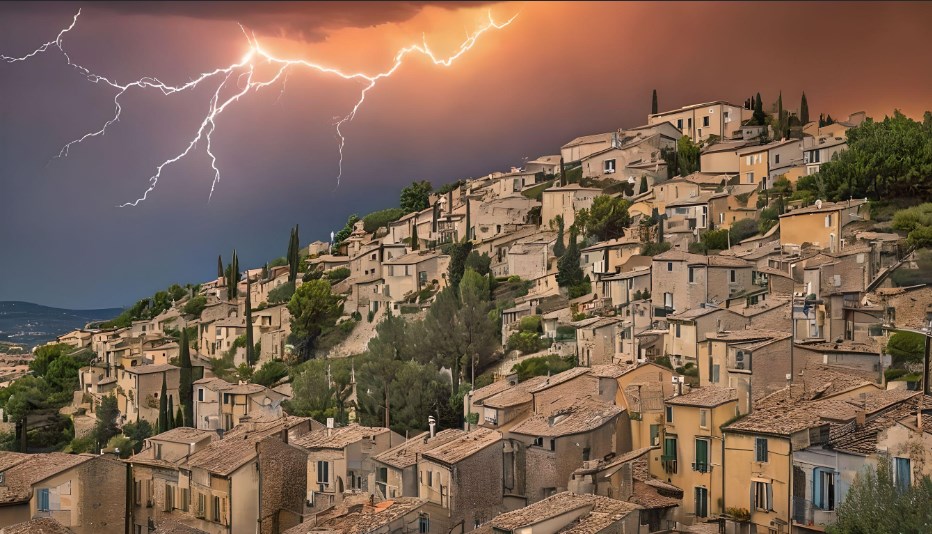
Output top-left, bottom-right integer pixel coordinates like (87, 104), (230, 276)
(0, 301), (122, 348)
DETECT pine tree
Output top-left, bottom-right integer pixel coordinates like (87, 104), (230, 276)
(167, 395), (174, 430)
(800, 92), (809, 125)
(217, 255), (223, 278)
(158, 375), (168, 433)
(651, 89), (658, 115)
(245, 275), (255, 366)
(179, 327), (193, 427)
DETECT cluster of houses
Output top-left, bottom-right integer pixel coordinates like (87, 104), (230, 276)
(4, 99), (931, 534)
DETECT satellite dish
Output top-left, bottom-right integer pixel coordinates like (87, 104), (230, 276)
(815, 199), (823, 209)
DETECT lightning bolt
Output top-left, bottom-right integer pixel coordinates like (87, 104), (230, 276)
(1, 9), (516, 206)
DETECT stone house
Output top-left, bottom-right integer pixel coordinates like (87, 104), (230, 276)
(471, 196), (539, 245)
(282, 494), (425, 534)
(192, 377), (287, 432)
(650, 250), (756, 316)
(779, 199), (868, 253)
(801, 135), (847, 176)
(372, 429), (466, 500)
(295, 424), (403, 513)
(382, 251), (450, 309)
(117, 364), (180, 426)
(416, 427), (504, 533)
(656, 387), (737, 524)
(0, 453), (125, 532)
(560, 132), (617, 164)
(507, 396), (625, 504)
(702, 330), (792, 414)
(579, 130), (676, 181)
(580, 236), (642, 279)
(699, 140), (755, 174)
(648, 100), (746, 143)
(540, 184), (601, 229)
(524, 155), (560, 176)
(574, 317), (622, 366)
(529, 367), (600, 416)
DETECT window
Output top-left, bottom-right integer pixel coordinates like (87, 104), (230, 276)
(582, 447), (591, 461)
(604, 159), (616, 173)
(663, 436), (678, 473)
(419, 514), (430, 534)
(165, 484), (175, 511)
(755, 437), (768, 462)
(37, 488), (50, 511)
(666, 405), (673, 423)
(197, 493), (206, 518)
(212, 495), (221, 522)
(719, 212), (724, 224)
(694, 438), (710, 472)
(688, 118), (693, 129)
(824, 214), (832, 227)
(664, 292), (673, 309)
(317, 461), (330, 485)
(155, 444), (162, 460)
(197, 388), (204, 402)
(813, 468), (835, 510)
(688, 267), (696, 283)
(774, 154), (780, 164)
(746, 172), (754, 184)
(703, 116), (710, 127)
(729, 269), (736, 283)
(695, 487), (709, 517)
(675, 323), (681, 338)
(223, 393), (231, 404)
(699, 409), (709, 429)
(677, 119), (684, 129)
(649, 424), (660, 446)
(711, 364), (720, 383)
(667, 262), (673, 272)
(895, 457), (911, 491)
(134, 480), (142, 505)
(427, 470), (433, 487)
(181, 488), (189, 512)
(753, 481), (772, 511)
(746, 155), (752, 166)
(533, 436), (544, 447)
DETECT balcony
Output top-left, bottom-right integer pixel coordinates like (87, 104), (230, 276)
(793, 497), (835, 530)
(661, 455), (677, 474)
(692, 462), (711, 473)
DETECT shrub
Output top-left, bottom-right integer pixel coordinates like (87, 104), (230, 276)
(518, 315), (542, 333)
(556, 325), (576, 341)
(253, 360), (290, 387)
(730, 218), (759, 242)
(884, 368), (909, 381)
(268, 281), (296, 304)
(511, 354), (575, 381)
(640, 242), (672, 256)
(182, 295), (207, 317)
(507, 331), (543, 354)
(362, 208), (406, 233)
(326, 268), (351, 283)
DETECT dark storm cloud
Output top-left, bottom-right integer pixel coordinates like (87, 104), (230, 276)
(83, 1), (499, 41)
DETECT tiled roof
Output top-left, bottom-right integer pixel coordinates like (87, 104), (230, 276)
(587, 362), (636, 379)
(831, 393), (928, 455)
(483, 376), (548, 409)
(666, 387), (737, 408)
(562, 132), (614, 148)
(292, 424), (388, 450)
(780, 199), (867, 217)
(471, 379), (514, 404)
(153, 520), (209, 534)
(510, 397), (622, 438)
(476, 492), (639, 534)
(527, 367), (591, 393)
(0, 453), (94, 504)
(420, 427), (501, 465)
(150, 427), (216, 444)
(193, 376), (233, 391)
(372, 429), (465, 469)
(124, 363), (178, 375)
(223, 415), (314, 440)
(1, 518), (75, 534)
(283, 497), (425, 534)
(629, 479), (682, 509)
(183, 434), (260, 476)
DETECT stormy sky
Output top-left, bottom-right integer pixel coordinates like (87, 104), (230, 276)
(1, 1), (930, 309)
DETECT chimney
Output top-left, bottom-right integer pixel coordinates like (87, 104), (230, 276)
(855, 409), (866, 427)
(428, 415), (437, 439)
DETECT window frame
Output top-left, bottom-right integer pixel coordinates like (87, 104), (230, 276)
(755, 437), (769, 463)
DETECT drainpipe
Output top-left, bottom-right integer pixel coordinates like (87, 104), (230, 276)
(228, 477), (234, 534)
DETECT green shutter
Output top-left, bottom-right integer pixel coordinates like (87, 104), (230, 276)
(695, 438), (709, 471)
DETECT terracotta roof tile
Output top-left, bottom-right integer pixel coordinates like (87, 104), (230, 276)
(372, 429), (465, 470)
(666, 387), (737, 408)
(420, 427), (501, 465)
(510, 397), (622, 438)
(293, 424), (389, 450)
(0, 453), (94, 504)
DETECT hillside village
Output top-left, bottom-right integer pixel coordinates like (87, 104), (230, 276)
(1, 95), (932, 534)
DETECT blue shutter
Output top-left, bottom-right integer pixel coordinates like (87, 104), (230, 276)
(895, 458), (911, 491)
(38, 488), (49, 511)
(812, 468), (823, 509)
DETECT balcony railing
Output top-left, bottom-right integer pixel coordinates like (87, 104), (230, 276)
(661, 455), (677, 473)
(692, 462), (711, 473)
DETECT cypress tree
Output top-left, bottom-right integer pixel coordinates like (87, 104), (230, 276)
(465, 199), (471, 242)
(411, 222), (419, 251)
(175, 407), (184, 428)
(217, 255), (223, 278)
(287, 227), (295, 283)
(158, 375), (168, 433)
(556, 228), (583, 288)
(553, 216), (566, 258)
(753, 93), (765, 125)
(777, 91), (785, 138)
(167, 395), (174, 430)
(559, 157), (566, 186)
(800, 92), (809, 125)
(179, 327), (193, 427)
(651, 89), (658, 115)
(245, 276), (255, 366)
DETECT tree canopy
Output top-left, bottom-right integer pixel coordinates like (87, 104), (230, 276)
(827, 458), (932, 534)
(400, 180), (433, 214)
(575, 195), (631, 242)
(287, 279), (343, 360)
